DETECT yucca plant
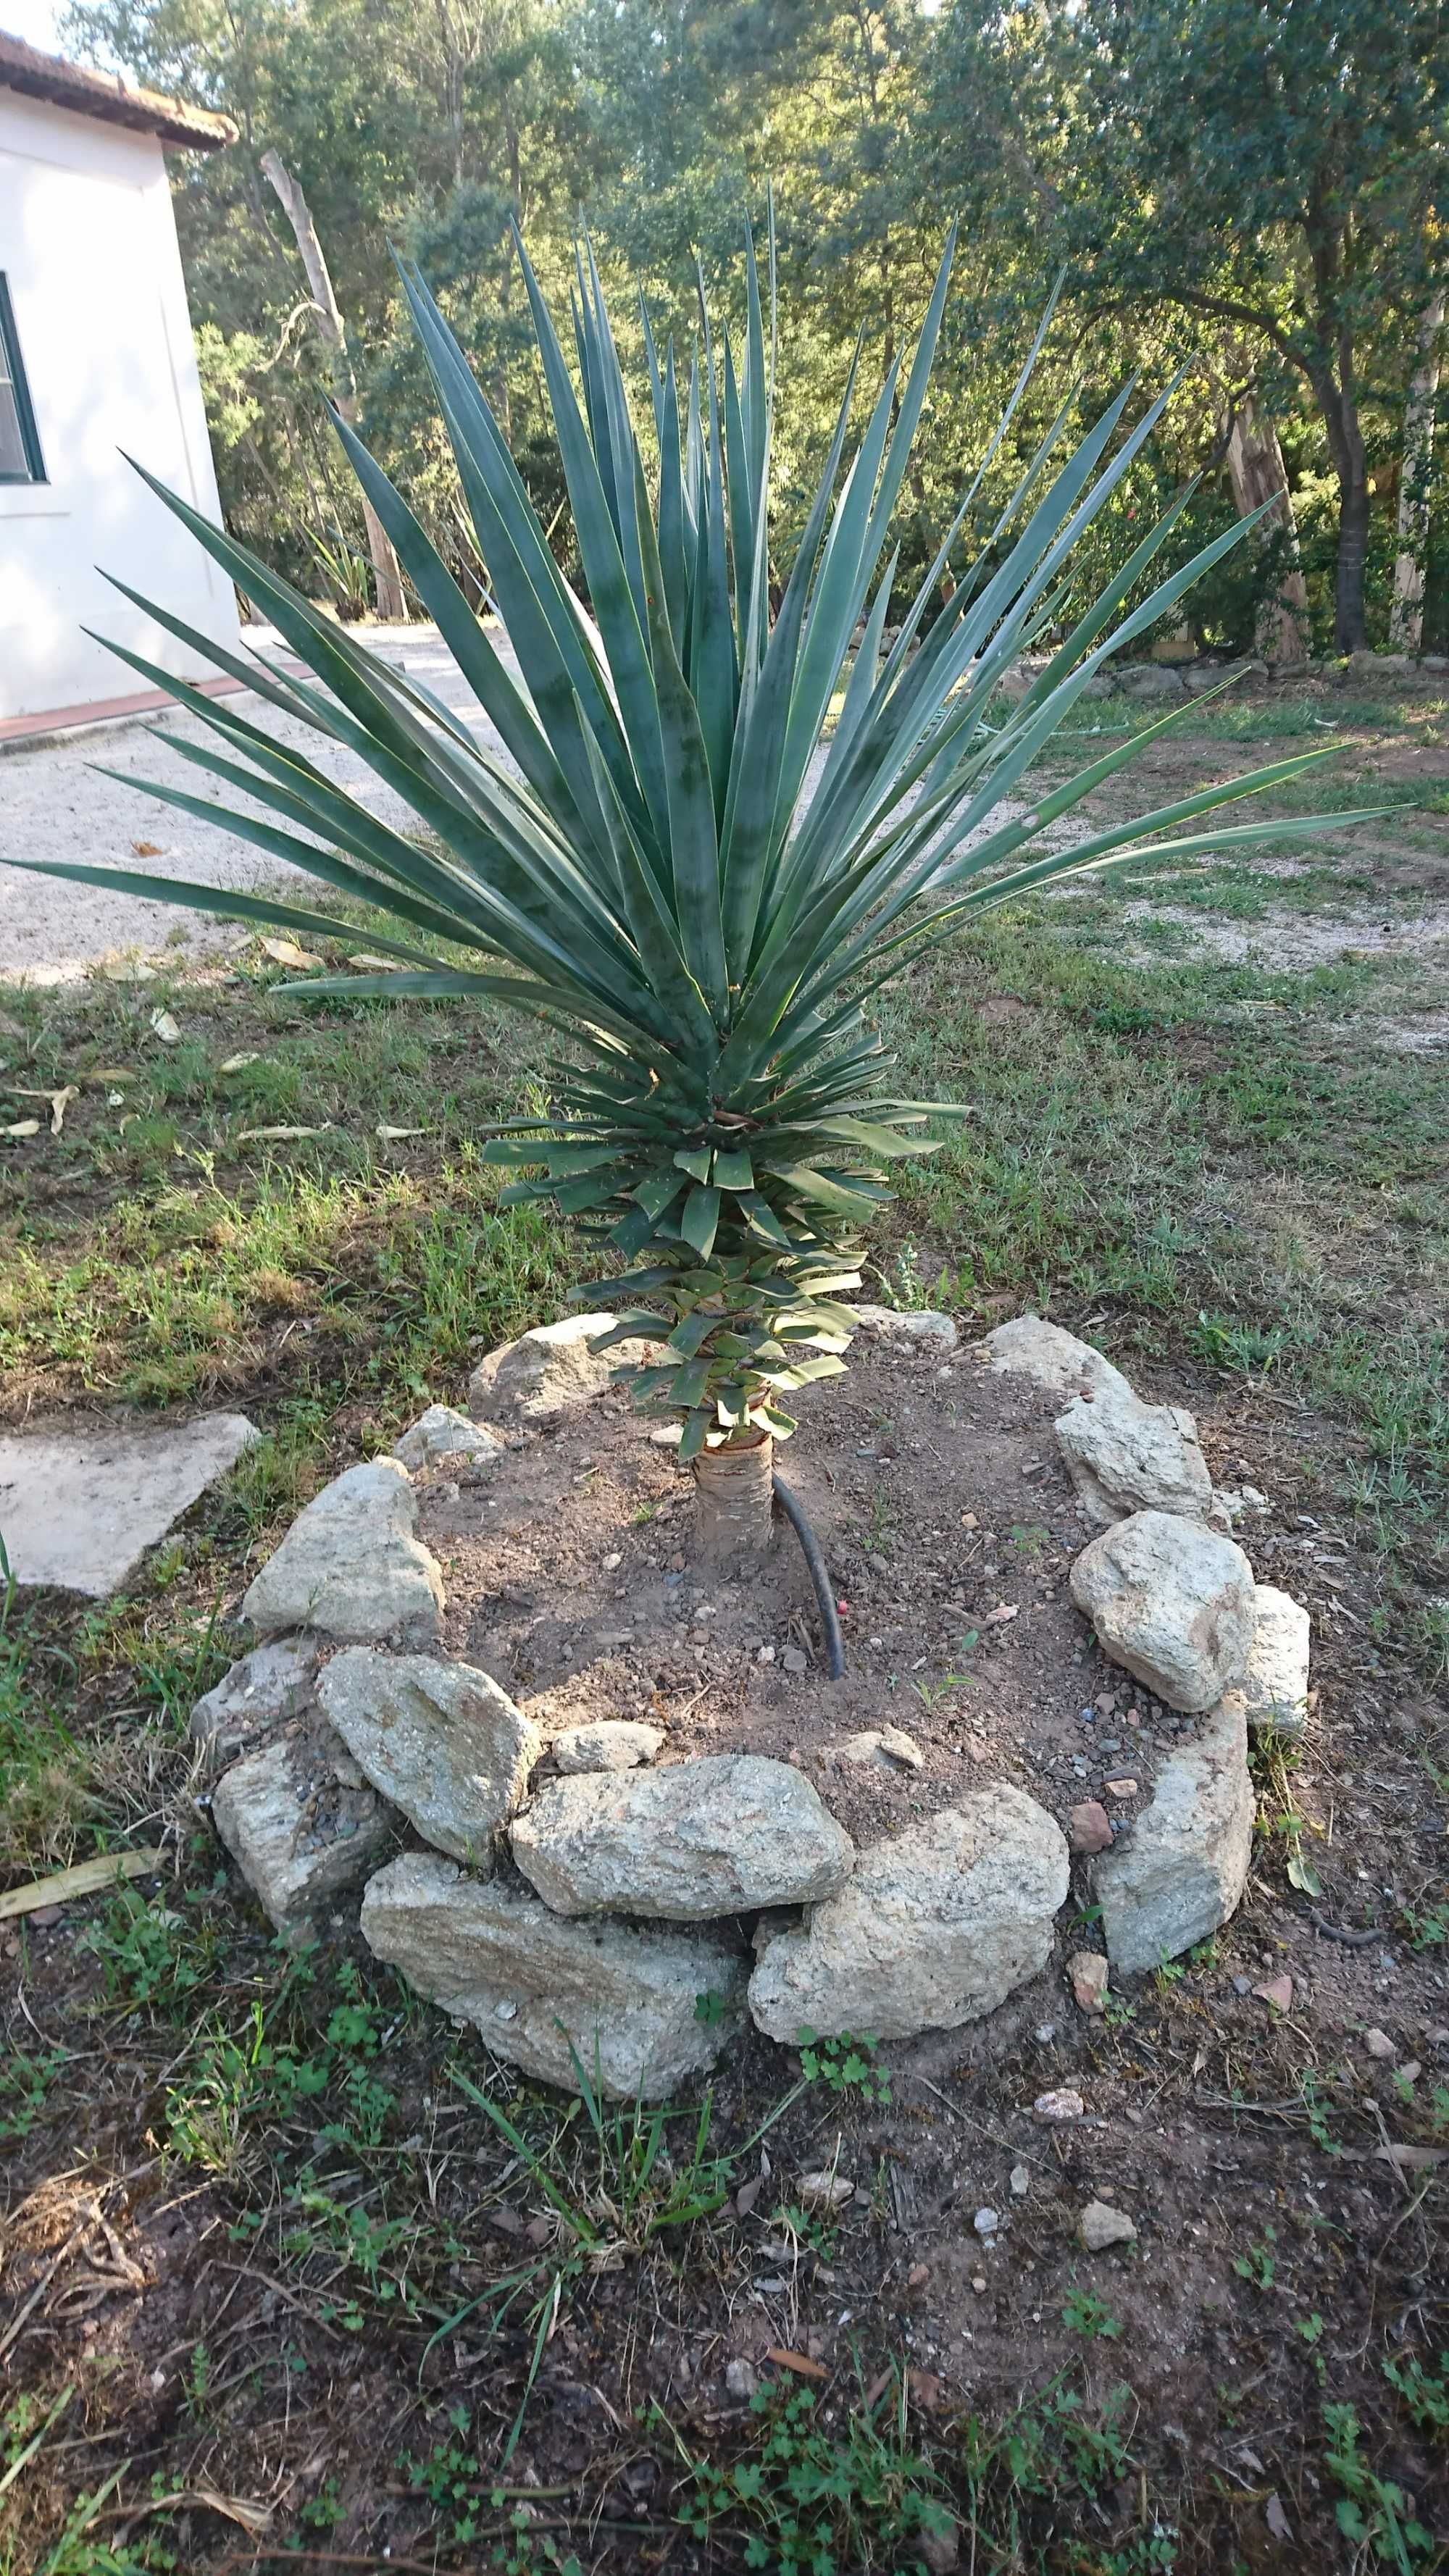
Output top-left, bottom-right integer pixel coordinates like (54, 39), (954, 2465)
(3, 218), (1375, 1565)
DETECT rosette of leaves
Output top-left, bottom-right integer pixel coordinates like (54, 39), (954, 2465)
(1, 212), (1379, 1553)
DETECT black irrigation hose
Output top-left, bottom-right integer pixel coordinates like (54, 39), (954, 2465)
(772, 1469), (846, 1680)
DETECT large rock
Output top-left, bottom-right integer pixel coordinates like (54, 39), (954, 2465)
(549, 1719), (664, 1773)
(190, 1634), (321, 1765)
(212, 1725), (393, 1941)
(317, 1650), (541, 1865)
(1069, 1509), (1255, 1712)
(360, 1852), (748, 2099)
(468, 1313), (622, 1425)
(1116, 664), (1185, 699)
(511, 1754), (853, 1921)
(1094, 1699), (1254, 1972)
(241, 1459), (444, 1646)
(392, 1405), (504, 1474)
(981, 1315), (1132, 1407)
(1054, 1384), (1213, 1524)
(0, 1413), (259, 1598)
(748, 1788), (1069, 2044)
(1218, 1584), (1311, 1739)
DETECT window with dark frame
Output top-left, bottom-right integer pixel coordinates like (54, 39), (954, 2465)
(0, 276), (44, 485)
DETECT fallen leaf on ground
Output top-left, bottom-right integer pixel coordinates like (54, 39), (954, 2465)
(149, 1009), (181, 1044)
(85, 1068), (133, 1083)
(765, 2349), (829, 2380)
(1, 1119), (39, 1139)
(259, 937), (324, 970)
(375, 1123), (428, 1140)
(217, 1053), (261, 1074)
(982, 1603), (1019, 1628)
(1264, 2493), (1293, 2543)
(13, 1084), (79, 1135)
(348, 952), (403, 969)
(1375, 2143), (1446, 2172)
(130, 840), (164, 858)
(237, 1124), (335, 1143)
(101, 958), (156, 983)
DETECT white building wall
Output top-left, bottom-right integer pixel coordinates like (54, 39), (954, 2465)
(0, 88), (240, 720)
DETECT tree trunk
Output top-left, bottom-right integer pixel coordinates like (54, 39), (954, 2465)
(693, 1432), (774, 1566)
(260, 148), (407, 624)
(1224, 392), (1311, 667)
(1389, 288), (1445, 655)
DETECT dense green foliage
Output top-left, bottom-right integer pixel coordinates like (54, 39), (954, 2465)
(58, 0), (1449, 656)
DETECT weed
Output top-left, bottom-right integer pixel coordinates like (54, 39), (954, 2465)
(660, 2373), (954, 2575)
(1233, 2228), (1278, 2291)
(1062, 2286), (1124, 2340)
(798, 2026), (893, 2109)
(1383, 2350), (1449, 2442)
(1321, 2401), (1436, 2569)
(0, 2043), (68, 2145)
(83, 1885), (218, 2018)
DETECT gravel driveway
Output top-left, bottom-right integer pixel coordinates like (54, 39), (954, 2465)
(0, 626), (501, 982)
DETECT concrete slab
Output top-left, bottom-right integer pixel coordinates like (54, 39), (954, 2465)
(0, 1412), (259, 1596)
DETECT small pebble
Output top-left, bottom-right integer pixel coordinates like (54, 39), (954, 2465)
(1079, 2199), (1137, 2252)
(1253, 1974), (1293, 2013)
(1067, 1951), (1109, 2015)
(1364, 2028), (1395, 2061)
(973, 2207), (999, 2237)
(1033, 2087), (1085, 2123)
(1009, 2163), (1030, 2198)
(724, 2359), (759, 2399)
(1103, 1776), (1138, 1799)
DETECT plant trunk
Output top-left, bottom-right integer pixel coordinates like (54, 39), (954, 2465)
(260, 148), (408, 624)
(693, 1432), (774, 1566)
(1224, 392), (1311, 667)
(1389, 287), (1445, 655)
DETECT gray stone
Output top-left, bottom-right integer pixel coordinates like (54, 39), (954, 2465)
(851, 1305), (959, 1350)
(0, 1412), (259, 1598)
(241, 1459), (445, 1645)
(316, 1650), (541, 1865)
(1094, 1698), (1253, 1973)
(1069, 1510), (1255, 1712)
(212, 1724), (393, 1940)
(981, 1315), (1132, 1407)
(747, 1787), (1069, 2044)
(550, 1719), (664, 1773)
(1348, 649), (1412, 683)
(1116, 664), (1185, 699)
(469, 1312), (659, 1424)
(511, 1753), (853, 1920)
(359, 1851), (748, 2099)
(392, 1405), (504, 1474)
(1182, 658), (1260, 695)
(1079, 2199), (1137, 2251)
(1054, 1384), (1213, 1524)
(189, 1634), (321, 1765)
(1216, 1584), (1310, 1739)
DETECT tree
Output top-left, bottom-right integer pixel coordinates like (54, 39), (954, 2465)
(1390, 284), (1446, 653)
(1062, 0), (1449, 653)
(924, 0), (1449, 651)
(261, 148), (407, 617)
